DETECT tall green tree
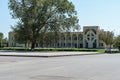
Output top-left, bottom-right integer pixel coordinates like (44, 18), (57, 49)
(99, 31), (114, 49)
(43, 32), (60, 48)
(0, 32), (3, 47)
(9, 0), (80, 50)
(12, 22), (31, 48)
(2, 38), (8, 47)
(114, 35), (120, 50)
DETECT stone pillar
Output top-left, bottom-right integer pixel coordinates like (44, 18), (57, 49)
(77, 34), (78, 48)
(96, 29), (99, 48)
(83, 33), (86, 48)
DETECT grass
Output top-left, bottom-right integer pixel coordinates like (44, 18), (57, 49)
(97, 49), (106, 53)
(0, 47), (105, 53)
(2, 47), (120, 53)
(35, 48), (98, 52)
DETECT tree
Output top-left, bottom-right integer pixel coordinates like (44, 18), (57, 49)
(43, 32), (60, 48)
(9, 0), (80, 50)
(11, 22), (31, 48)
(114, 35), (120, 51)
(0, 32), (3, 47)
(2, 38), (8, 47)
(100, 31), (114, 52)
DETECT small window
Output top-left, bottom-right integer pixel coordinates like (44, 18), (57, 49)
(91, 38), (94, 40)
(79, 34), (83, 40)
(74, 37), (77, 40)
(64, 43), (65, 47)
(92, 29), (96, 34)
(87, 38), (90, 40)
(100, 43), (103, 46)
(69, 37), (71, 40)
(64, 37), (65, 40)
(91, 33), (94, 36)
(87, 34), (90, 37)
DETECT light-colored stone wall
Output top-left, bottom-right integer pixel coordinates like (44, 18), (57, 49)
(58, 32), (83, 48)
(8, 32), (25, 47)
(8, 32), (15, 47)
(83, 26), (99, 48)
(8, 26), (105, 48)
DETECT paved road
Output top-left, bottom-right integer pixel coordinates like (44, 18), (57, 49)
(0, 53), (120, 80)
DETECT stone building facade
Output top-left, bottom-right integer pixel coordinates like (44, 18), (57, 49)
(9, 26), (105, 48)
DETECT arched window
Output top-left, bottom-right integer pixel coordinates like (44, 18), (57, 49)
(78, 34), (83, 40)
(91, 29), (97, 34)
(72, 34), (77, 41)
(85, 29), (90, 35)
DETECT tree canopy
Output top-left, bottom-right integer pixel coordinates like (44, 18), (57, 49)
(99, 31), (114, 48)
(0, 32), (8, 47)
(0, 32), (3, 47)
(9, 0), (80, 49)
(0, 32), (3, 39)
(114, 35), (120, 50)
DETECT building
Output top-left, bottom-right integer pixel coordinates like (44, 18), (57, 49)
(9, 26), (106, 48)
(9, 32), (25, 47)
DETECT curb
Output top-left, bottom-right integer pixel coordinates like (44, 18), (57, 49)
(0, 53), (102, 58)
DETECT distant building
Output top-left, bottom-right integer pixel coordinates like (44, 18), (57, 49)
(8, 32), (25, 47)
(8, 26), (106, 48)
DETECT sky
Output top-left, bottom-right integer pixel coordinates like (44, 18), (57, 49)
(0, 0), (120, 38)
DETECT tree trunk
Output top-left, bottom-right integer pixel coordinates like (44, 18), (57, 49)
(109, 44), (112, 53)
(31, 41), (35, 51)
(25, 42), (27, 49)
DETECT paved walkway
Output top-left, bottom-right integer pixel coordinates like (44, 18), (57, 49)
(0, 50), (101, 57)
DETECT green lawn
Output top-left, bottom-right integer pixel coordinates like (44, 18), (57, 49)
(0, 47), (106, 53)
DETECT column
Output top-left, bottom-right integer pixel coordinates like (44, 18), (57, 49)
(96, 32), (99, 48)
(77, 34), (78, 48)
(83, 33), (86, 48)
